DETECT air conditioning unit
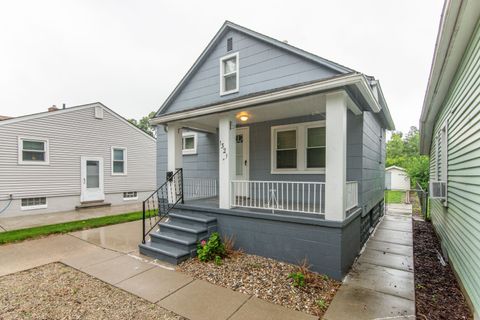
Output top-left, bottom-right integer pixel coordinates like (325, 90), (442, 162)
(430, 181), (447, 199)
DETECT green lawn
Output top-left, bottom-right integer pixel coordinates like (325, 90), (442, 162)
(0, 211), (145, 245)
(385, 190), (405, 204)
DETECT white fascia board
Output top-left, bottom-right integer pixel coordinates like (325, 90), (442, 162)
(151, 74), (382, 125)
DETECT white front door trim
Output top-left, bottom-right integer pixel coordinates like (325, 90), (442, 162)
(235, 127), (250, 181)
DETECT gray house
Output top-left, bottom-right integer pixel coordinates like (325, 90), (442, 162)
(141, 21), (394, 279)
(0, 103), (156, 217)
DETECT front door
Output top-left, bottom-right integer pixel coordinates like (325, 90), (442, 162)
(235, 127), (249, 196)
(81, 156), (105, 202)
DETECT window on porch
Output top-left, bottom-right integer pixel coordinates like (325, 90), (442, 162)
(271, 121), (326, 174)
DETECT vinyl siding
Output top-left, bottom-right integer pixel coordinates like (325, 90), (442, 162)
(429, 21), (480, 314)
(362, 111), (386, 213)
(162, 29), (339, 114)
(0, 105), (156, 202)
(156, 126), (218, 186)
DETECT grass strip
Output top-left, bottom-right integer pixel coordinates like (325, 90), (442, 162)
(0, 211), (144, 245)
(384, 190), (405, 204)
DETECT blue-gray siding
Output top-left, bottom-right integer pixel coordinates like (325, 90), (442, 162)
(361, 111), (386, 214)
(162, 29), (340, 115)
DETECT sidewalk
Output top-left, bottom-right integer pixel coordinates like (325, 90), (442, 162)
(324, 203), (415, 319)
(0, 202), (141, 232)
(0, 220), (316, 320)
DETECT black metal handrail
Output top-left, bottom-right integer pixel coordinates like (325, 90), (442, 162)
(142, 168), (184, 244)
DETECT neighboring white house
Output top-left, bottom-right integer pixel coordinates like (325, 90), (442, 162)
(0, 102), (156, 217)
(385, 166), (410, 190)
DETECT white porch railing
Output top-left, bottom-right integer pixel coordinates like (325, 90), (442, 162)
(184, 178), (218, 200)
(231, 180), (325, 214)
(346, 181), (358, 210)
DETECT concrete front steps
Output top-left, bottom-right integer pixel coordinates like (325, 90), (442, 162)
(139, 209), (217, 265)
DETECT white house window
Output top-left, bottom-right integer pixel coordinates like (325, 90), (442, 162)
(112, 147), (127, 175)
(306, 127), (326, 168)
(276, 130), (297, 169)
(21, 197), (47, 210)
(18, 137), (49, 165)
(220, 52), (239, 95)
(271, 121), (326, 174)
(182, 132), (197, 155)
(123, 191), (138, 200)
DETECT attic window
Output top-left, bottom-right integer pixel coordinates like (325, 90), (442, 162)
(227, 38), (233, 51)
(220, 52), (239, 95)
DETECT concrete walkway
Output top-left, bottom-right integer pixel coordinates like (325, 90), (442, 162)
(324, 204), (415, 320)
(0, 203), (141, 232)
(0, 220), (316, 320)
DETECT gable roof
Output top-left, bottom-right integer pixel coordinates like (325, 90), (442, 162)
(0, 102), (156, 141)
(156, 21), (355, 115)
(386, 166), (406, 172)
(420, 0), (480, 154)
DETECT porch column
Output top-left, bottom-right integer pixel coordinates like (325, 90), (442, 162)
(167, 123), (183, 202)
(218, 115), (236, 209)
(325, 91), (347, 221)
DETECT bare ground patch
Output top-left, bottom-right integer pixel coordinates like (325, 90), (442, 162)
(0, 262), (184, 320)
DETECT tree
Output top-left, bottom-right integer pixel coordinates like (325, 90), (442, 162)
(128, 111), (156, 137)
(386, 126), (429, 189)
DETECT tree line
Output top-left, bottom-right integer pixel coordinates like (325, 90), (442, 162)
(386, 126), (429, 190)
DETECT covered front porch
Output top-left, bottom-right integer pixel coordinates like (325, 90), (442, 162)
(163, 89), (361, 222)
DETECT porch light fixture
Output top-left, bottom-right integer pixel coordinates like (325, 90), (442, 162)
(236, 112), (249, 122)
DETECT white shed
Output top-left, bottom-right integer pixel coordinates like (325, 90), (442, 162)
(385, 166), (410, 191)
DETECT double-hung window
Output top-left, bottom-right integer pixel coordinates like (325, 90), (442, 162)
(18, 137), (49, 165)
(220, 52), (239, 95)
(271, 121), (326, 174)
(306, 127), (326, 168)
(182, 132), (197, 155)
(112, 147), (127, 175)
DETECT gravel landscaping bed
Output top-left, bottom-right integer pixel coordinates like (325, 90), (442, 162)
(0, 262), (185, 320)
(413, 220), (472, 319)
(178, 253), (340, 318)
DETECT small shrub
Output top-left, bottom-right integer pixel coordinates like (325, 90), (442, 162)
(288, 272), (306, 287)
(320, 274), (329, 281)
(197, 232), (226, 262)
(316, 298), (328, 310)
(214, 255), (222, 266)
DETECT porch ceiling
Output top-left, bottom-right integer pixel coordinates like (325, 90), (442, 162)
(176, 92), (327, 130)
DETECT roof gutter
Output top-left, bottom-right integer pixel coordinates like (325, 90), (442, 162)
(151, 73), (390, 126)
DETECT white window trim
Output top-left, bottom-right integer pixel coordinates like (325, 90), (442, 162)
(182, 132), (198, 155)
(111, 147), (127, 176)
(18, 136), (50, 165)
(21, 197), (48, 211)
(219, 52), (239, 96)
(271, 120), (326, 174)
(123, 191), (138, 201)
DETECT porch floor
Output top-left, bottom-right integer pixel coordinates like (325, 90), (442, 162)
(183, 196), (326, 219)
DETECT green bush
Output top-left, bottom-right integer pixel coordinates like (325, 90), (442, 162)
(288, 272), (306, 287)
(197, 232), (226, 262)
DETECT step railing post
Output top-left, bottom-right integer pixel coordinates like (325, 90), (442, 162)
(142, 201), (146, 244)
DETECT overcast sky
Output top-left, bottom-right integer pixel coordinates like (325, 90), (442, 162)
(0, 0), (443, 134)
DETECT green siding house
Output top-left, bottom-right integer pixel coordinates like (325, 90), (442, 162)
(420, 1), (480, 318)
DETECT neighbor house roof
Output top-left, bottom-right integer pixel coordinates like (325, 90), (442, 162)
(420, 0), (480, 154)
(385, 166), (406, 172)
(155, 21), (395, 130)
(0, 102), (156, 141)
(0, 115), (12, 121)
